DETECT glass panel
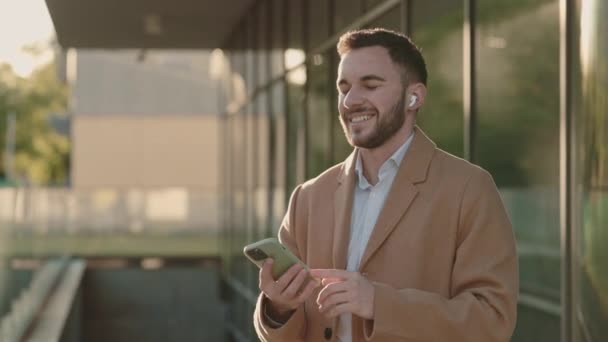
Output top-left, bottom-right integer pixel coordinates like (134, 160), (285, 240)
(366, 4), (402, 32)
(364, 0), (387, 11)
(334, 0), (363, 33)
(231, 29), (247, 109)
(245, 99), (258, 291)
(573, 0), (608, 340)
(309, 0), (330, 49)
(307, 52), (332, 178)
(237, 109), (249, 268)
(411, 0), (463, 156)
(257, 1), (269, 87)
(288, 0), (305, 52)
(245, 101), (256, 247)
(220, 109), (232, 271)
(226, 23), (257, 334)
(270, 0), (285, 78)
(255, 91), (270, 239)
(286, 65), (307, 196)
(229, 110), (248, 289)
(271, 81), (287, 234)
(476, 1), (561, 340)
(226, 113), (238, 276)
(245, 13), (256, 96)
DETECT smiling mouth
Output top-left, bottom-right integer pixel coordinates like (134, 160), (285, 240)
(350, 114), (374, 123)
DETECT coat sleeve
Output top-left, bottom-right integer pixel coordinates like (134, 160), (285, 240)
(254, 184), (308, 342)
(364, 169), (519, 341)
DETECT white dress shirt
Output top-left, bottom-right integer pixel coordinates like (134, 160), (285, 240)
(336, 132), (415, 342)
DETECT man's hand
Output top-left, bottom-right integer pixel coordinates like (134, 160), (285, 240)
(259, 259), (319, 321)
(309, 269), (375, 320)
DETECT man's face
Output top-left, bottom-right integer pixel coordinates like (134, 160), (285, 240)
(337, 46), (407, 149)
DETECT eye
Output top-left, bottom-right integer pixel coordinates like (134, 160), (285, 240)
(364, 84), (379, 90)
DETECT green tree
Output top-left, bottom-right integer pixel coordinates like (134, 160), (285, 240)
(0, 59), (69, 185)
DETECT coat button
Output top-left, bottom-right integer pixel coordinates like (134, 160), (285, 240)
(324, 327), (332, 340)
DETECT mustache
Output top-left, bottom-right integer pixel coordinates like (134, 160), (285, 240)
(342, 107), (377, 116)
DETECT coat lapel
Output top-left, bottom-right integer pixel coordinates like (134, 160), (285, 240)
(358, 127), (436, 270)
(332, 150), (357, 270)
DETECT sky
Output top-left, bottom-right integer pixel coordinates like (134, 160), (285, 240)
(0, 1), (55, 77)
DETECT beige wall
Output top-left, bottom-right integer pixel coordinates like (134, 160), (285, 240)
(72, 115), (219, 188)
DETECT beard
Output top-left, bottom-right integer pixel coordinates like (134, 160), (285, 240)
(340, 94), (406, 149)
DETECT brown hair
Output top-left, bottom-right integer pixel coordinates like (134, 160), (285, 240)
(337, 28), (428, 86)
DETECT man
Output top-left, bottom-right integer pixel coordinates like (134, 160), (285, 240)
(254, 28), (518, 342)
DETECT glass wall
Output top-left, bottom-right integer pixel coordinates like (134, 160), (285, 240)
(476, 1), (561, 340)
(573, 0), (608, 341)
(412, 0), (464, 157)
(366, 3), (402, 31)
(309, 0), (330, 49)
(334, 0), (363, 33)
(271, 81), (287, 234)
(306, 52), (332, 178)
(286, 66), (307, 192)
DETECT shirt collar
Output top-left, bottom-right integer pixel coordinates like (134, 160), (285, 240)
(355, 132), (415, 189)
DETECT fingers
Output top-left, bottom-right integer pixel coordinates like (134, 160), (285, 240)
(325, 302), (354, 318)
(275, 263), (303, 292)
(313, 271), (363, 319)
(282, 268), (308, 298)
(259, 261), (301, 297)
(259, 259), (274, 289)
(260, 262), (316, 312)
(309, 268), (351, 280)
(295, 279), (319, 303)
(319, 291), (350, 312)
(317, 280), (349, 305)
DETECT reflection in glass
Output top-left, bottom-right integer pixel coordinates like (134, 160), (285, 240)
(271, 81), (287, 234)
(286, 66), (307, 195)
(285, 49), (306, 81)
(364, 0), (386, 11)
(476, 1), (561, 341)
(257, 1), (269, 87)
(270, 0), (285, 79)
(307, 53), (332, 178)
(366, 4), (402, 32)
(288, 0), (304, 51)
(309, 0), (329, 49)
(574, 0), (608, 339)
(234, 108), (249, 284)
(334, 0), (362, 33)
(255, 92), (270, 240)
(412, 0), (463, 157)
(245, 14), (256, 96)
(245, 101), (256, 247)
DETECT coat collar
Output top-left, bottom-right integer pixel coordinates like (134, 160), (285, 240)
(332, 126), (436, 270)
(336, 126), (435, 186)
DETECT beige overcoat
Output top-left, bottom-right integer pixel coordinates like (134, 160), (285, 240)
(254, 127), (519, 342)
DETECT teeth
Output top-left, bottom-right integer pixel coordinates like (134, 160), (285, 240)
(351, 115), (371, 123)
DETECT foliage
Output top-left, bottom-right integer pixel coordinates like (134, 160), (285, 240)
(0, 60), (69, 185)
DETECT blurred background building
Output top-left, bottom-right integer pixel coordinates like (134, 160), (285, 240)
(0, 0), (606, 341)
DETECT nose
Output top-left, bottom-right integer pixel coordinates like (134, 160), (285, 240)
(342, 88), (364, 110)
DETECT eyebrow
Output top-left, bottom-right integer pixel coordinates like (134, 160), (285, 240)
(337, 74), (387, 87)
(361, 75), (386, 82)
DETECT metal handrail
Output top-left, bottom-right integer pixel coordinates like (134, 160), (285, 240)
(0, 257), (69, 342)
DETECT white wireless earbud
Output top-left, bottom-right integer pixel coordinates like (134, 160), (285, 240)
(409, 95), (418, 108)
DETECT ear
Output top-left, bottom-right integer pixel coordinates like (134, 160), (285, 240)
(406, 82), (427, 112)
